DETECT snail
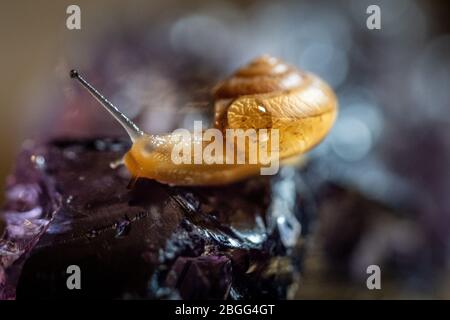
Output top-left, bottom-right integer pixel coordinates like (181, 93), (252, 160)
(70, 55), (337, 186)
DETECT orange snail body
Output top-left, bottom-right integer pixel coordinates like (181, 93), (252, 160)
(123, 55), (338, 186)
(71, 55), (337, 186)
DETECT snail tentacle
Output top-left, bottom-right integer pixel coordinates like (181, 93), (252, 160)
(70, 70), (144, 142)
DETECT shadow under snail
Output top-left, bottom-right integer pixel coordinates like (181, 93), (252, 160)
(70, 55), (338, 186)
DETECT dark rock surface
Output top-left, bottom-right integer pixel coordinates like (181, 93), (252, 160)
(1, 138), (304, 299)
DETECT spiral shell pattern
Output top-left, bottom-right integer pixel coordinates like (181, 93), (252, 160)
(213, 55), (304, 99)
(213, 55), (338, 159)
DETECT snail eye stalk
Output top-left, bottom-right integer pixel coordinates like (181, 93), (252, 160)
(70, 70), (143, 142)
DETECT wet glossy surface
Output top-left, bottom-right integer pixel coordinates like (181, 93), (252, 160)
(1, 138), (305, 299)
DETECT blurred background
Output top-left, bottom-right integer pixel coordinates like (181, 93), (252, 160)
(1, 0), (450, 298)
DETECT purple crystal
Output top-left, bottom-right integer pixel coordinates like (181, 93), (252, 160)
(0, 138), (303, 299)
(165, 255), (232, 299)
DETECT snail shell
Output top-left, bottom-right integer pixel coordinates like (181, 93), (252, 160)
(213, 55), (337, 160)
